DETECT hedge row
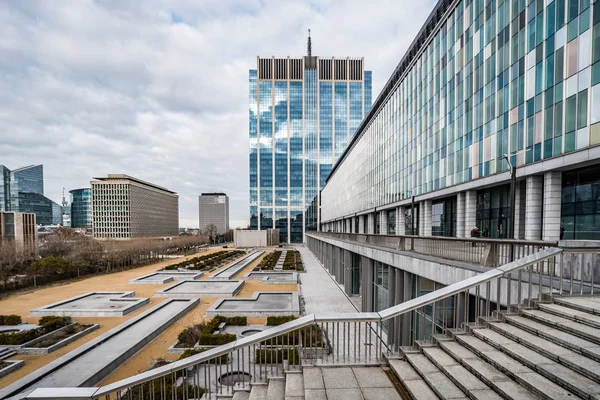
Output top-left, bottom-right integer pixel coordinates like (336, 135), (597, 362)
(178, 348), (228, 363)
(164, 250), (245, 271)
(0, 316), (72, 346)
(255, 251), (281, 271)
(176, 315), (246, 348)
(266, 316), (297, 326)
(282, 250), (304, 271)
(255, 348), (300, 365)
(0, 315), (22, 326)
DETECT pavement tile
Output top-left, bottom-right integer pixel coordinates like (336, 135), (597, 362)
(326, 388), (364, 400)
(322, 367), (359, 389)
(360, 387), (402, 400)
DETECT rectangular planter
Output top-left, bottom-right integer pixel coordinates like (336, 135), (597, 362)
(19, 324), (99, 355)
(0, 360), (24, 379)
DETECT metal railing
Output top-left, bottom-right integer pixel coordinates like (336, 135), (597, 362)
(315, 231), (556, 266)
(22, 247), (572, 400)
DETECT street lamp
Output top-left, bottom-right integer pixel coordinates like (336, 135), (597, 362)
(503, 154), (517, 261)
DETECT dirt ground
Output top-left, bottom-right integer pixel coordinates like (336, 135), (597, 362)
(0, 248), (297, 389)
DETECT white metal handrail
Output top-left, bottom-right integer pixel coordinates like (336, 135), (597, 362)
(22, 247), (562, 400)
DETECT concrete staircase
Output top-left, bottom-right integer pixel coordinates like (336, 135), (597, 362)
(0, 347), (16, 360)
(390, 296), (600, 399)
(228, 366), (402, 399)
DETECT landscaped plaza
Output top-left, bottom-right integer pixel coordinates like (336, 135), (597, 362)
(0, 247), (300, 397)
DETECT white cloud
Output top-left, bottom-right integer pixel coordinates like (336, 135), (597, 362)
(0, 0), (436, 228)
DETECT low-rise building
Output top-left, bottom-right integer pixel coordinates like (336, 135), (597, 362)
(91, 174), (179, 239)
(0, 211), (36, 254)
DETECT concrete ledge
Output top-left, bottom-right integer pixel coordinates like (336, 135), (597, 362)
(154, 280), (245, 298)
(0, 359), (24, 379)
(19, 324), (100, 355)
(244, 272), (298, 284)
(30, 292), (150, 317)
(128, 271), (204, 284)
(206, 292), (300, 318)
(210, 251), (264, 280)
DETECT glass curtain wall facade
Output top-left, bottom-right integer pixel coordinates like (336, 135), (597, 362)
(250, 56), (372, 243)
(321, 0), (600, 228)
(70, 188), (93, 229)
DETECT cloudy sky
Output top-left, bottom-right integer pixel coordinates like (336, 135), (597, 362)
(0, 0), (436, 228)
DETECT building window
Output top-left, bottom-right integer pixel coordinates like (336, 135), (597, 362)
(375, 213), (380, 234)
(432, 197), (457, 237)
(388, 210), (396, 235)
(476, 185), (511, 238)
(411, 277), (454, 341)
(561, 165), (600, 240)
(405, 206), (419, 235)
(372, 261), (389, 330)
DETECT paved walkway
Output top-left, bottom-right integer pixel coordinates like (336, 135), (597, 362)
(294, 245), (358, 314)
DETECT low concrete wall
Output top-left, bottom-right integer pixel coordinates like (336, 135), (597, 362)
(235, 230), (267, 247)
(206, 292), (300, 318)
(19, 324), (100, 355)
(30, 292), (150, 318)
(0, 360), (24, 379)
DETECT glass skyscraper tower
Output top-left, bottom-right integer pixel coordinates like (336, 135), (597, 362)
(249, 47), (372, 243)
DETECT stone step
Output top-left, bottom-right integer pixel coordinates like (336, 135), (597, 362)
(284, 372), (304, 399)
(302, 367), (325, 399)
(0, 348), (16, 360)
(520, 309), (600, 345)
(537, 303), (600, 329)
(404, 352), (468, 399)
(232, 391), (250, 400)
(388, 358), (440, 400)
(438, 340), (540, 400)
(489, 321), (600, 383)
(554, 297), (600, 315)
(455, 334), (576, 399)
(266, 378), (285, 400)
(505, 315), (600, 362)
(421, 347), (503, 400)
(471, 328), (600, 398)
(248, 384), (268, 400)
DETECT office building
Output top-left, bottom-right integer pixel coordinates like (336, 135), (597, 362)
(0, 211), (37, 254)
(249, 37), (372, 243)
(0, 165), (61, 225)
(199, 193), (229, 234)
(70, 188), (92, 230)
(91, 174), (179, 239)
(320, 0), (600, 242)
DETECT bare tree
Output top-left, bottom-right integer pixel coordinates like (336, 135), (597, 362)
(0, 240), (25, 288)
(204, 224), (218, 244)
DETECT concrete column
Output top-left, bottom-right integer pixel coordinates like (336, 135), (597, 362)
(525, 175), (543, 240)
(465, 190), (477, 233)
(418, 202), (424, 235)
(456, 192), (466, 237)
(401, 271), (413, 345)
(422, 200), (432, 236)
(367, 213), (375, 234)
(359, 215), (365, 234)
(397, 206), (406, 235)
(361, 256), (373, 312)
(543, 171), (562, 241)
(380, 210), (388, 234)
(343, 250), (352, 296)
(514, 181), (526, 239)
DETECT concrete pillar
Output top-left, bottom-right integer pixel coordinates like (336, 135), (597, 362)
(380, 210), (388, 234)
(361, 256), (373, 312)
(422, 200), (432, 236)
(525, 175), (543, 240)
(456, 192), (466, 237)
(465, 190), (477, 233)
(543, 171), (562, 241)
(418, 202), (424, 235)
(359, 215), (365, 234)
(401, 271), (413, 345)
(397, 206), (406, 235)
(344, 250), (352, 296)
(367, 213), (375, 234)
(514, 181), (526, 239)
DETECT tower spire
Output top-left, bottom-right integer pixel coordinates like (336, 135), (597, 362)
(307, 29), (312, 58)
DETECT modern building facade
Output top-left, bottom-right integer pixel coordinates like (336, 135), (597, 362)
(91, 174), (179, 239)
(199, 193), (229, 234)
(249, 46), (373, 243)
(0, 165), (62, 225)
(70, 188), (92, 230)
(320, 0), (600, 242)
(0, 211), (37, 254)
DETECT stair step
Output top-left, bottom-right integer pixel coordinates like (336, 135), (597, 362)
(284, 372), (304, 398)
(248, 384), (268, 400)
(388, 359), (440, 400)
(439, 341), (540, 400)
(422, 347), (503, 400)
(472, 328), (600, 398)
(505, 315), (600, 362)
(521, 309), (600, 345)
(489, 321), (600, 382)
(456, 334), (576, 399)
(0, 348), (15, 360)
(554, 297), (600, 315)
(405, 353), (468, 399)
(537, 303), (600, 329)
(232, 392), (250, 400)
(266, 379), (285, 400)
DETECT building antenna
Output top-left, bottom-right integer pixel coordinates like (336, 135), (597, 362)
(307, 29), (312, 58)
